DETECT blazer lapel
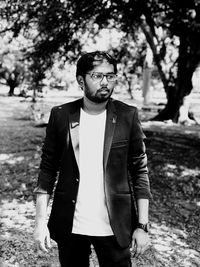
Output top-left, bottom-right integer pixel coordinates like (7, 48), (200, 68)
(103, 100), (117, 169)
(69, 99), (82, 170)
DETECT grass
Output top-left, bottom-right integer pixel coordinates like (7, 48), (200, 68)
(0, 93), (200, 267)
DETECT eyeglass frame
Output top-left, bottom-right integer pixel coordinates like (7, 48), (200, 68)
(86, 72), (117, 82)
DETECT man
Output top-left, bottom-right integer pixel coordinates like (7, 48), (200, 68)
(33, 51), (151, 267)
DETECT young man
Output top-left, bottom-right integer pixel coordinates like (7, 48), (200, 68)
(33, 51), (151, 267)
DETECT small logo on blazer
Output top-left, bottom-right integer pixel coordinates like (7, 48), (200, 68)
(112, 117), (116, 124)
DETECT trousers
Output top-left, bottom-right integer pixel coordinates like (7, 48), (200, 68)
(57, 234), (131, 267)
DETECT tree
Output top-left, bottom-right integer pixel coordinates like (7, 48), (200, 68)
(0, 36), (25, 96)
(137, 3), (200, 122)
(1, 0), (200, 122)
(111, 33), (147, 99)
(95, 0), (200, 122)
(0, 64), (22, 96)
(142, 45), (153, 105)
(1, 0), (101, 73)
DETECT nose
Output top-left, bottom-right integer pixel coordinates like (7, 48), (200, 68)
(101, 75), (108, 84)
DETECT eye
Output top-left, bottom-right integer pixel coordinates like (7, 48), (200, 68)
(92, 73), (102, 79)
(107, 74), (116, 81)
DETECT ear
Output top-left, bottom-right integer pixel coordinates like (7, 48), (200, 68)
(77, 75), (85, 90)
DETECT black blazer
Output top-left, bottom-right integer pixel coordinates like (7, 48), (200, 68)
(36, 98), (151, 248)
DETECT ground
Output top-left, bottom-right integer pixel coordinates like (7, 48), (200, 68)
(0, 88), (200, 267)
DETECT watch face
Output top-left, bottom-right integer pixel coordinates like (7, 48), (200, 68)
(146, 223), (150, 232)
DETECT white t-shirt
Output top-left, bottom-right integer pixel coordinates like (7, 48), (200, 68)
(72, 108), (113, 236)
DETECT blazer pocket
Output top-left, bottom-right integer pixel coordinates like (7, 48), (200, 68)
(111, 140), (128, 148)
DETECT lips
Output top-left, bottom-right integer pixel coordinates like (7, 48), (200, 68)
(99, 90), (109, 95)
(99, 87), (109, 92)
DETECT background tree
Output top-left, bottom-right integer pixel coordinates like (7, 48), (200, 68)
(0, 35), (26, 96)
(0, 60), (23, 96)
(1, 0), (200, 122)
(111, 33), (147, 99)
(137, 2), (200, 122)
(94, 0), (200, 122)
(142, 45), (153, 105)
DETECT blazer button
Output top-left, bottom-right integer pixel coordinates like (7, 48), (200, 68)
(72, 200), (76, 204)
(76, 178), (79, 182)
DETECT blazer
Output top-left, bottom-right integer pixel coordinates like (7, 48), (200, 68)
(35, 98), (151, 248)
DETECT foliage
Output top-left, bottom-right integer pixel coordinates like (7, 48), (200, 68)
(0, 0), (98, 80)
(94, 0), (200, 119)
(140, 1), (200, 91)
(1, 0), (200, 119)
(111, 32), (148, 98)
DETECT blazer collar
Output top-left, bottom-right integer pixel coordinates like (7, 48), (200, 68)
(69, 98), (117, 170)
(68, 98), (82, 169)
(103, 99), (117, 169)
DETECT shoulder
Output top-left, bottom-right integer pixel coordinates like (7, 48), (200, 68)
(111, 99), (138, 115)
(51, 98), (82, 114)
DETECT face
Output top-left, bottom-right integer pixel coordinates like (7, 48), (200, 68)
(78, 60), (116, 103)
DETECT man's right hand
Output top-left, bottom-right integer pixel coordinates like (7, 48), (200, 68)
(33, 222), (51, 252)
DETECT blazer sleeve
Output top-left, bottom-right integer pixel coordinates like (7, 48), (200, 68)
(34, 107), (61, 195)
(128, 108), (152, 200)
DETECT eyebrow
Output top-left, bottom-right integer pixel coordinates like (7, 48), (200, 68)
(92, 72), (115, 74)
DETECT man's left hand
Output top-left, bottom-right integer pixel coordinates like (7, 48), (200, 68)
(131, 228), (150, 257)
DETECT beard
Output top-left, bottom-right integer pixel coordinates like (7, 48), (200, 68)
(84, 87), (113, 103)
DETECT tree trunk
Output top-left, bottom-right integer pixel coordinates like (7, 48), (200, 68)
(142, 68), (152, 105)
(140, 17), (199, 123)
(152, 37), (196, 122)
(142, 46), (153, 105)
(123, 72), (134, 99)
(127, 79), (134, 99)
(140, 16), (169, 94)
(7, 73), (18, 96)
(8, 84), (15, 96)
(32, 87), (37, 103)
(152, 86), (180, 121)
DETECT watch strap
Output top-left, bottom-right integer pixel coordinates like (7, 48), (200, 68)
(137, 223), (150, 232)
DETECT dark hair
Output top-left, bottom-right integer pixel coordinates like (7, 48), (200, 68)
(76, 51), (117, 77)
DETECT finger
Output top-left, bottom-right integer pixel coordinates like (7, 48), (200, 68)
(46, 234), (51, 249)
(40, 243), (48, 252)
(38, 240), (48, 252)
(130, 240), (137, 255)
(133, 245), (142, 258)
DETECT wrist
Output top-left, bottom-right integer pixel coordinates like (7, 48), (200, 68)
(137, 222), (150, 233)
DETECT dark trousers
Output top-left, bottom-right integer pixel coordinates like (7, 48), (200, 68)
(57, 234), (131, 267)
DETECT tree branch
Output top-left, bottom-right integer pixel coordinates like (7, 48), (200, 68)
(139, 15), (169, 95)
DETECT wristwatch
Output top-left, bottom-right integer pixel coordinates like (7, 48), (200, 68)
(137, 223), (150, 233)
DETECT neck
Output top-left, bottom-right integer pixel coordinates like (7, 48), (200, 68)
(83, 96), (108, 115)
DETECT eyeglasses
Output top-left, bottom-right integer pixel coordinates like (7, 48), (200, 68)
(86, 72), (117, 82)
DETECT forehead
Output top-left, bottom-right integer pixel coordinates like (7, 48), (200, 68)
(92, 59), (114, 73)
